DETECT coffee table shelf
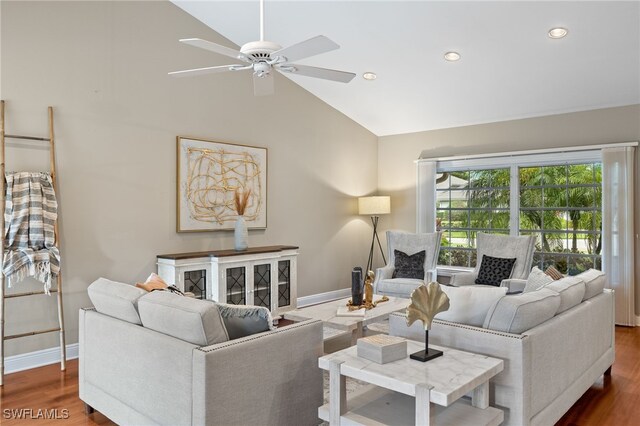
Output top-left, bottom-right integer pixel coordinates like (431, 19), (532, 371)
(318, 386), (503, 426)
(319, 340), (504, 426)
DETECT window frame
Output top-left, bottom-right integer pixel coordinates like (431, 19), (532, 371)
(418, 149), (604, 271)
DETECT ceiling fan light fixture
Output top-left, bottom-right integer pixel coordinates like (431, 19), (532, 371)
(444, 51), (461, 62)
(363, 72), (377, 81)
(170, 0), (356, 95)
(548, 27), (568, 39)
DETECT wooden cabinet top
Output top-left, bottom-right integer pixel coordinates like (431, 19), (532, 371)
(157, 245), (299, 260)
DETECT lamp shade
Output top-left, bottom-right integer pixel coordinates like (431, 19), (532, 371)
(358, 196), (391, 215)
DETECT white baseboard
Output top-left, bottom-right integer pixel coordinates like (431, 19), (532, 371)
(297, 288), (350, 308)
(636, 315), (640, 326)
(5, 343), (79, 375)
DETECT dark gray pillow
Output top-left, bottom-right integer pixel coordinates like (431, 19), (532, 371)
(475, 255), (516, 286)
(392, 249), (425, 279)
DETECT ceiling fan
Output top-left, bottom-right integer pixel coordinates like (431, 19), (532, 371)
(169, 0), (356, 96)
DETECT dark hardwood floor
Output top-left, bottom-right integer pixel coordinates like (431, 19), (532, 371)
(1, 326), (638, 425)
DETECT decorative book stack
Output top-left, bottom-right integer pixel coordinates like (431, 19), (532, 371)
(357, 334), (407, 364)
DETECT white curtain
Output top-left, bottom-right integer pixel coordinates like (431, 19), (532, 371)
(602, 146), (636, 326)
(416, 161), (437, 233)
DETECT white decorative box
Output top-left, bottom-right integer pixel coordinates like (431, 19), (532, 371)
(357, 335), (407, 364)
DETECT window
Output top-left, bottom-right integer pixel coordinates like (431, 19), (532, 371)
(519, 163), (602, 274)
(436, 168), (510, 267)
(428, 151), (603, 275)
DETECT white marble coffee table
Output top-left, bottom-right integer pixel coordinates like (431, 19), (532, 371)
(318, 340), (504, 426)
(284, 296), (408, 345)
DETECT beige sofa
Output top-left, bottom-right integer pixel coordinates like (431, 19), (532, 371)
(390, 284), (614, 426)
(79, 279), (323, 426)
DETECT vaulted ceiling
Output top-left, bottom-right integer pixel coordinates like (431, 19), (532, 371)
(172, 1), (640, 136)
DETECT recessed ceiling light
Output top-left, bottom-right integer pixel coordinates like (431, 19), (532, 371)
(548, 27), (568, 39)
(363, 72), (377, 81)
(444, 51), (461, 62)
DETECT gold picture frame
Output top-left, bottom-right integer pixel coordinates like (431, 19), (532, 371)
(176, 136), (267, 232)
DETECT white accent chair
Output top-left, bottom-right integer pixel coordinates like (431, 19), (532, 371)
(373, 231), (442, 299)
(449, 233), (536, 292)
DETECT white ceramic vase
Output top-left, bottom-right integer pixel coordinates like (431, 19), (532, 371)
(234, 216), (248, 251)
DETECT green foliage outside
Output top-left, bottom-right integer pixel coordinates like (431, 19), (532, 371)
(437, 163), (602, 274)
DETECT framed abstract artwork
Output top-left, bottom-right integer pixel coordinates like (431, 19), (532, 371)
(176, 136), (267, 232)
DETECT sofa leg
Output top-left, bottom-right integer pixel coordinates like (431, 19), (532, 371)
(604, 366), (612, 376)
(84, 403), (95, 415)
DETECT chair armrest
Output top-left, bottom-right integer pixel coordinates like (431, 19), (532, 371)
(373, 265), (394, 293)
(449, 272), (477, 286)
(500, 278), (527, 293)
(375, 265), (394, 280)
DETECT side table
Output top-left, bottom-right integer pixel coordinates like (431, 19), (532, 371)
(318, 339), (504, 425)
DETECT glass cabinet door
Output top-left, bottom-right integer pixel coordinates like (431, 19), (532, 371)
(184, 269), (206, 300)
(226, 266), (246, 304)
(253, 263), (271, 309)
(277, 260), (291, 308)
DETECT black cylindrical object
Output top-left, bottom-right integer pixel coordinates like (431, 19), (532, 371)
(351, 267), (363, 306)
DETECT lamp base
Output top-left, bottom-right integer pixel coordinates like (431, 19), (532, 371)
(410, 348), (443, 362)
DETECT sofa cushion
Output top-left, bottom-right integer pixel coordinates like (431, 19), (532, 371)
(483, 288), (561, 334)
(435, 285), (508, 327)
(138, 291), (229, 346)
(216, 303), (274, 339)
(545, 276), (585, 313)
(575, 269), (606, 300)
(376, 278), (424, 297)
(523, 266), (554, 293)
(392, 249), (425, 279)
(87, 277), (147, 325)
(475, 255), (516, 286)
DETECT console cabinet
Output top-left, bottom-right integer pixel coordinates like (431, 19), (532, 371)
(156, 245), (298, 315)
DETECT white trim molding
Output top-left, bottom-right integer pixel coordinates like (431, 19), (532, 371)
(297, 288), (350, 308)
(5, 343), (78, 375)
(416, 141), (638, 163)
(416, 160), (437, 233)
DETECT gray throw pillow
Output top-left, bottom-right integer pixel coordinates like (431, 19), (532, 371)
(216, 303), (275, 340)
(475, 255), (516, 286)
(392, 249), (425, 279)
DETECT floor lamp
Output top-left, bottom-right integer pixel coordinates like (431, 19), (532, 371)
(358, 196), (391, 273)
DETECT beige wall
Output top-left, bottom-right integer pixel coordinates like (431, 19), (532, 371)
(378, 105), (640, 311)
(0, 1), (378, 356)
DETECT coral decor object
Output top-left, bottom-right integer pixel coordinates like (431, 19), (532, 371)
(406, 282), (451, 362)
(406, 282), (450, 331)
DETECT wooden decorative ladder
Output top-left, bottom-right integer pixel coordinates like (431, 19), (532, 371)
(0, 100), (66, 385)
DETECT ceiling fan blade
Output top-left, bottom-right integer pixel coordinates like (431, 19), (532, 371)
(272, 35), (339, 63)
(278, 64), (356, 83)
(253, 73), (274, 96)
(168, 65), (244, 78)
(180, 38), (251, 62)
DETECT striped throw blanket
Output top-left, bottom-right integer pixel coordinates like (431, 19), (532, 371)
(3, 172), (60, 293)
